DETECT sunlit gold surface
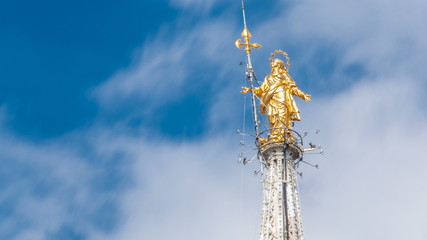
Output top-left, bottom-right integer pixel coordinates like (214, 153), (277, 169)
(241, 54), (311, 144)
(235, 26), (262, 53)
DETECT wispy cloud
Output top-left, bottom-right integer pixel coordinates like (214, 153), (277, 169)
(89, 136), (263, 240)
(3, 0), (427, 239)
(299, 77), (427, 240)
(255, 0), (427, 90)
(93, 19), (240, 113)
(0, 126), (129, 240)
(91, 77), (427, 240)
(92, 0), (427, 239)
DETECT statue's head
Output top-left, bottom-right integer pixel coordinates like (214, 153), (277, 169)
(269, 50), (290, 72)
(270, 58), (284, 70)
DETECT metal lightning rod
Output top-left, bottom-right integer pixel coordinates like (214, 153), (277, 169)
(235, 0), (262, 138)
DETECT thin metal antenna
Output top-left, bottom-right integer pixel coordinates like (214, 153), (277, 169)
(236, 0), (262, 138)
(241, 0), (247, 27)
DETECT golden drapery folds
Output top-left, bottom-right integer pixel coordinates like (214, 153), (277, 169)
(242, 57), (311, 144)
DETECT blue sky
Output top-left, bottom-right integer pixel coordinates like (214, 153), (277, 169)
(0, 0), (178, 138)
(1, 0), (427, 240)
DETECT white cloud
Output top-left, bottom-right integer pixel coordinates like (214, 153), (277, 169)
(85, 76), (427, 240)
(251, 2), (427, 237)
(0, 126), (127, 240)
(5, 78), (427, 240)
(254, 0), (427, 89)
(89, 137), (262, 240)
(299, 77), (427, 240)
(93, 18), (241, 115)
(89, 0), (427, 239)
(5, 0), (427, 239)
(0, 133), (92, 239)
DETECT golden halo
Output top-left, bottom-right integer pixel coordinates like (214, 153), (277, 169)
(269, 50), (291, 72)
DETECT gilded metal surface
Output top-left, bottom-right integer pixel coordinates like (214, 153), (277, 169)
(235, 26), (262, 53)
(241, 52), (310, 143)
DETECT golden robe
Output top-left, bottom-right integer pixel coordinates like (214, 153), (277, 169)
(253, 71), (308, 139)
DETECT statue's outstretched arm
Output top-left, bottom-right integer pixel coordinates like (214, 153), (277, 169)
(241, 86), (263, 97)
(285, 74), (310, 101)
(292, 86), (311, 101)
(283, 71), (311, 101)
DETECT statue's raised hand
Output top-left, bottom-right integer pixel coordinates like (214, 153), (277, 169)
(241, 87), (251, 94)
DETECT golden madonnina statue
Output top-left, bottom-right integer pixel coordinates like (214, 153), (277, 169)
(241, 52), (311, 144)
